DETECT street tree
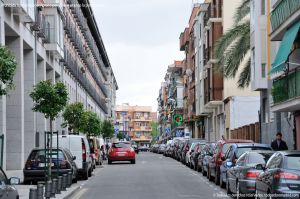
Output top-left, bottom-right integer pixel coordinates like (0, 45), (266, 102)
(151, 121), (158, 144)
(101, 120), (114, 138)
(0, 46), (17, 96)
(62, 102), (84, 134)
(30, 80), (68, 180)
(117, 132), (124, 140)
(80, 111), (101, 138)
(214, 0), (250, 88)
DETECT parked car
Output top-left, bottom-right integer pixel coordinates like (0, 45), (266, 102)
(219, 143), (272, 187)
(151, 144), (160, 153)
(89, 137), (102, 167)
(158, 144), (166, 154)
(139, 145), (150, 152)
(226, 151), (274, 196)
(190, 142), (206, 170)
(108, 142), (136, 164)
(181, 139), (205, 164)
(199, 143), (216, 176)
(255, 151), (300, 199)
(207, 139), (253, 184)
(0, 167), (20, 199)
(23, 148), (78, 184)
(52, 135), (93, 180)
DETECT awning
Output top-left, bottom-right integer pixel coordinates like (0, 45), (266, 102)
(271, 21), (300, 75)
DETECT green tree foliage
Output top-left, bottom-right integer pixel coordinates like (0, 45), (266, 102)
(117, 132), (124, 140)
(0, 46), (17, 95)
(101, 120), (114, 138)
(30, 80), (68, 180)
(151, 121), (158, 144)
(80, 111), (101, 138)
(214, 0), (250, 88)
(62, 102), (84, 134)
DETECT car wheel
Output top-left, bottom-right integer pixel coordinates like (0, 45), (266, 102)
(226, 177), (232, 195)
(83, 168), (88, 180)
(72, 176), (78, 183)
(131, 159), (136, 164)
(108, 159), (112, 164)
(215, 169), (220, 185)
(208, 169), (213, 181)
(202, 166), (206, 176)
(23, 179), (31, 185)
(220, 173), (224, 188)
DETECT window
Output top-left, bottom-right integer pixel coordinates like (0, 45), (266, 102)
(261, 0), (266, 15)
(236, 153), (246, 166)
(0, 168), (6, 184)
(136, 122), (141, 126)
(266, 153), (282, 169)
(261, 63), (266, 78)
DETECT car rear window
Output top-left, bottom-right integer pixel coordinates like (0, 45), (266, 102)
(285, 155), (300, 170)
(236, 147), (272, 158)
(222, 144), (233, 154)
(247, 153), (273, 166)
(29, 150), (65, 161)
(112, 143), (131, 148)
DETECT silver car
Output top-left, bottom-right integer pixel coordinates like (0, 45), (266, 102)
(0, 167), (20, 199)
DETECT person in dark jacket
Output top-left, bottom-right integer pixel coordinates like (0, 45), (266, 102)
(271, 132), (288, 151)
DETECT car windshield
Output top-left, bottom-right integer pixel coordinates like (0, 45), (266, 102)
(236, 147), (271, 158)
(112, 143), (131, 148)
(247, 153), (273, 166)
(222, 143), (233, 154)
(285, 155), (300, 170)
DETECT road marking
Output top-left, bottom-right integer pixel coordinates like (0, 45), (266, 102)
(72, 188), (88, 199)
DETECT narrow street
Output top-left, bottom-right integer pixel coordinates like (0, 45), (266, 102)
(72, 152), (228, 199)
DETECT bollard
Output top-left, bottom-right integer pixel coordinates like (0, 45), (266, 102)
(67, 172), (72, 187)
(45, 180), (52, 199)
(51, 178), (57, 197)
(37, 183), (44, 199)
(57, 176), (62, 194)
(29, 188), (37, 199)
(62, 174), (67, 191)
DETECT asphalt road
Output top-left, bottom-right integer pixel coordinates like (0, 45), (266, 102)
(71, 152), (229, 199)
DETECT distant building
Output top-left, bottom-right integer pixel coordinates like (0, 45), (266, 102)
(116, 104), (153, 145)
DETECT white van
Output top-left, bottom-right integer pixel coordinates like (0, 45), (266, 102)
(53, 135), (93, 180)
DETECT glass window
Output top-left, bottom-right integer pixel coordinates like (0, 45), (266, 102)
(266, 153), (282, 169)
(236, 153), (246, 166)
(0, 169), (7, 184)
(236, 147), (271, 158)
(112, 142), (131, 148)
(247, 153), (273, 166)
(261, 63), (266, 78)
(285, 155), (300, 170)
(222, 143), (233, 154)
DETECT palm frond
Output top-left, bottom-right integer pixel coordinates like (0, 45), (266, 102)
(223, 21), (250, 78)
(237, 58), (251, 88)
(234, 0), (250, 25)
(214, 22), (250, 72)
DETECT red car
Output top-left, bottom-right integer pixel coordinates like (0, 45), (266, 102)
(108, 142), (136, 164)
(207, 139), (253, 185)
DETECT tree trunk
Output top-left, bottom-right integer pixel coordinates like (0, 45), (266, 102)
(48, 119), (53, 181)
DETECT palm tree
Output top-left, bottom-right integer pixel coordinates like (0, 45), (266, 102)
(214, 0), (250, 88)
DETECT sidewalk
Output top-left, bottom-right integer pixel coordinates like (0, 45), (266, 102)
(6, 170), (81, 199)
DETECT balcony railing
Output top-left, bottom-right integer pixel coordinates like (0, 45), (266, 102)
(270, 0), (300, 31)
(272, 70), (300, 104)
(64, 47), (108, 113)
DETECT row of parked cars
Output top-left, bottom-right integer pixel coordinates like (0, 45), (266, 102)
(23, 135), (108, 184)
(152, 138), (300, 198)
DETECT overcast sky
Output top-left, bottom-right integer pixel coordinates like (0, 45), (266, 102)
(90, 0), (202, 112)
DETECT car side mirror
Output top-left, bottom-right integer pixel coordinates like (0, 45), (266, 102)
(72, 156), (76, 160)
(255, 164), (265, 171)
(226, 161), (233, 168)
(9, 177), (20, 185)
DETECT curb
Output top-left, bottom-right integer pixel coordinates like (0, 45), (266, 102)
(63, 185), (82, 199)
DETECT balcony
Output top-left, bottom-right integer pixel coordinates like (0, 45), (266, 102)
(3, 0), (35, 22)
(31, 12), (50, 42)
(179, 28), (189, 51)
(271, 70), (300, 112)
(64, 47), (108, 113)
(270, 0), (300, 39)
(271, 0), (300, 31)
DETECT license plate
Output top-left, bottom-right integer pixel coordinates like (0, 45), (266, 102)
(39, 163), (54, 167)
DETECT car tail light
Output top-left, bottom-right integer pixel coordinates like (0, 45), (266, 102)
(274, 172), (299, 180)
(82, 142), (86, 162)
(25, 160), (33, 169)
(60, 160), (69, 169)
(245, 171), (260, 178)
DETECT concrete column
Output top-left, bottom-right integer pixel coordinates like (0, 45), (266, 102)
(36, 60), (46, 147)
(23, 48), (36, 160)
(6, 36), (24, 170)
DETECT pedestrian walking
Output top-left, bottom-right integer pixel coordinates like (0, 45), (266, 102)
(271, 132), (288, 151)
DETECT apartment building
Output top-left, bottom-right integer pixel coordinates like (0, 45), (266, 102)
(116, 104), (153, 145)
(250, 0), (294, 147)
(269, 0), (300, 149)
(0, 0), (117, 170)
